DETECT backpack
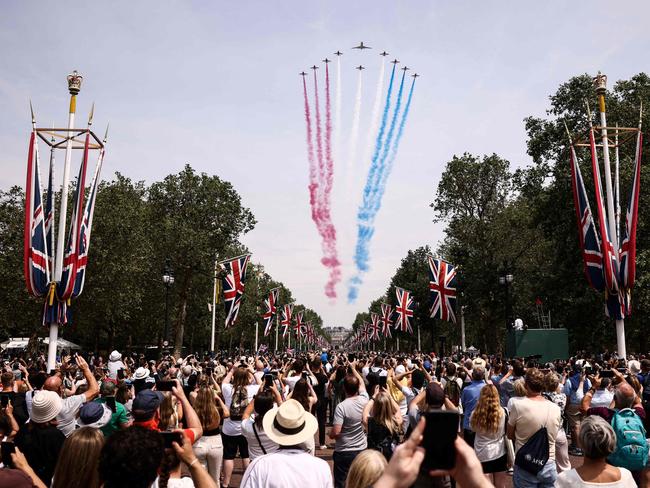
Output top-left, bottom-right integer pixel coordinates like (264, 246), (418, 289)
(607, 408), (649, 471)
(515, 426), (549, 475)
(229, 386), (249, 420)
(367, 419), (399, 460)
(444, 377), (461, 406)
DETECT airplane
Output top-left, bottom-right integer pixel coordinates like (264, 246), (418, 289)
(356, 65), (365, 70)
(390, 59), (400, 65)
(352, 42), (371, 50)
(322, 58), (331, 64)
(401, 66), (410, 71)
(299, 71), (307, 77)
(311, 65), (319, 70)
(334, 50), (343, 56)
(380, 51), (389, 57)
(411, 73), (419, 78)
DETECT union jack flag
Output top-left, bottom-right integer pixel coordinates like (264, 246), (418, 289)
(369, 313), (380, 341)
(428, 256), (457, 323)
(305, 322), (314, 343)
(360, 323), (369, 343)
(281, 304), (293, 337)
(221, 254), (251, 328)
(380, 303), (393, 338)
(569, 143), (605, 292)
(294, 311), (304, 337)
(619, 129), (643, 291)
(394, 287), (414, 334)
(24, 130), (50, 297)
(263, 288), (280, 336)
(73, 146), (105, 298)
(44, 147), (55, 278)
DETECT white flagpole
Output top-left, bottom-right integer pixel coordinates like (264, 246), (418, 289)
(594, 73), (625, 359)
(417, 324), (421, 351)
(614, 124), (621, 244)
(255, 321), (259, 353)
(275, 314), (279, 352)
(210, 260), (217, 352)
(460, 305), (466, 352)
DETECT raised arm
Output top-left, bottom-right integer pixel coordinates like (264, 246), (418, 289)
(77, 355), (99, 402)
(173, 379), (203, 440)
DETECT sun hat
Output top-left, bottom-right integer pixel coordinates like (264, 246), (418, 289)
(472, 357), (486, 368)
(262, 399), (318, 446)
(108, 350), (122, 362)
(132, 389), (164, 420)
(77, 402), (112, 429)
(31, 390), (63, 424)
(133, 367), (150, 380)
(628, 360), (641, 375)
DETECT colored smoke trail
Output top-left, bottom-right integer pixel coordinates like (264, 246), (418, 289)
(324, 63), (334, 196)
(302, 77), (320, 228)
(345, 69), (363, 201)
(334, 56), (342, 169)
(361, 58), (386, 188)
(313, 72), (325, 196)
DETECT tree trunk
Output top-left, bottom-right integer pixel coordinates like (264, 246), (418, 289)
(173, 271), (192, 358)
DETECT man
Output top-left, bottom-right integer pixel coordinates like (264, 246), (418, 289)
(311, 357), (329, 449)
(330, 362), (368, 488)
(240, 399), (332, 488)
(107, 350), (125, 379)
(283, 358), (317, 392)
(498, 359), (525, 408)
(507, 368), (562, 487)
(563, 364), (590, 455)
(460, 366), (486, 447)
(441, 362), (463, 408)
(44, 354), (99, 437)
(95, 380), (130, 436)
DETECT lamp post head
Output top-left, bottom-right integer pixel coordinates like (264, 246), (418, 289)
(67, 70), (83, 95)
(506, 273), (514, 284)
(593, 71), (607, 96)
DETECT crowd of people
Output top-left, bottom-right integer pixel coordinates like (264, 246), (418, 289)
(0, 347), (646, 487)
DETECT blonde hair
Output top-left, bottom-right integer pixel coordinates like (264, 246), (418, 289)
(470, 384), (503, 435)
(194, 385), (220, 429)
(158, 392), (178, 431)
(513, 378), (527, 397)
(345, 449), (387, 488)
(371, 392), (402, 436)
(52, 427), (104, 488)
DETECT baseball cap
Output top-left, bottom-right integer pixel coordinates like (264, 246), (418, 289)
(132, 390), (164, 421)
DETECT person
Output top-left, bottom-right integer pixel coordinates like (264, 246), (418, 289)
(507, 368), (562, 488)
(0, 446), (48, 488)
(311, 358), (329, 449)
(330, 362), (369, 488)
(345, 449), (387, 488)
(556, 415), (636, 487)
(542, 371), (570, 473)
(107, 350), (126, 380)
(407, 381), (457, 431)
(221, 364), (259, 488)
(362, 389), (402, 460)
(154, 430), (218, 488)
(590, 377), (614, 408)
(43, 354), (99, 437)
(14, 390), (66, 485)
(288, 377), (317, 412)
(51, 426), (104, 488)
(192, 383), (226, 485)
(239, 399), (332, 488)
(470, 384), (508, 488)
(441, 362), (463, 409)
(76, 401), (113, 430)
(498, 359), (525, 408)
(95, 380), (130, 436)
(564, 364), (590, 456)
(460, 366), (486, 447)
(241, 386), (283, 459)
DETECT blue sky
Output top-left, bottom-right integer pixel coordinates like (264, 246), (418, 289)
(2, 1), (649, 328)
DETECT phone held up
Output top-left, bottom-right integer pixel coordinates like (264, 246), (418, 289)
(156, 380), (176, 392)
(160, 431), (183, 449)
(421, 410), (460, 471)
(0, 442), (15, 468)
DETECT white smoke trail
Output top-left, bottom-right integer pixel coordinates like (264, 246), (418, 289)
(345, 69), (363, 204)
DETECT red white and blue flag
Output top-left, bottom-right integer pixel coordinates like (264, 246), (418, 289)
(394, 287), (414, 334)
(294, 310), (304, 337)
(24, 130), (50, 297)
(619, 129), (643, 290)
(281, 304), (293, 337)
(569, 144), (605, 292)
(221, 254), (251, 328)
(380, 303), (393, 338)
(428, 256), (458, 323)
(44, 147), (55, 279)
(370, 313), (380, 341)
(263, 288), (280, 336)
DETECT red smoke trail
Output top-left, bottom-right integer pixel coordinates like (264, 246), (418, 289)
(324, 63), (334, 195)
(303, 77), (320, 226)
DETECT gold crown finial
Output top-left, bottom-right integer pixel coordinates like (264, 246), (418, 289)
(67, 70), (83, 95)
(593, 71), (607, 96)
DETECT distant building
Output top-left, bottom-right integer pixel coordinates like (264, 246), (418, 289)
(323, 326), (349, 348)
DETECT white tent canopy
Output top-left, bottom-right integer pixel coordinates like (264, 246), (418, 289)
(0, 337), (81, 351)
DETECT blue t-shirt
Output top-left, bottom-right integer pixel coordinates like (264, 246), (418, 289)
(461, 380), (485, 430)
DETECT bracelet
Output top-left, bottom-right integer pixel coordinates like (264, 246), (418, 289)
(188, 458), (200, 468)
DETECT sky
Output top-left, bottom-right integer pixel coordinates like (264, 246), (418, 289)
(2, 1), (650, 329)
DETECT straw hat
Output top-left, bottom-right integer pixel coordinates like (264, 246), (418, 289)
(109, 350), (122, 362)
(133, 367), (150, 380)
(262, 399), (318, 446)
(31, 390), (63, 424)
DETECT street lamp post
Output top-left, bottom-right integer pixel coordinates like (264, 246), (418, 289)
(498, 270), (514, 331)
(162, 259), (175, 351)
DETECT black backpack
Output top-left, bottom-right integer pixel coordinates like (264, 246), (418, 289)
(515, 426), (549, 475)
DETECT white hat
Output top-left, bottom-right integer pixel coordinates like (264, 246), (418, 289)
(109, 350), (122, 362)
(262, 399), (318, 446)
(76, 402), (112, 429)
(31, 390), (63, 424)
(629, 360), (641, 375)
(133, 367), (150, 380)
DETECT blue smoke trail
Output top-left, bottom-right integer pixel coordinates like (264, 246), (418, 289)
(348, 70), (407, 303)
(371, 77), (416, 214)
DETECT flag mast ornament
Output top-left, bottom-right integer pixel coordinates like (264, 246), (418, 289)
(567, 72), (643, 359)
(24, 71), (107, 372)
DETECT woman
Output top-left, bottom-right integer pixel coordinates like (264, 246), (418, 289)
(192, 384), (227, 485)
(241, 388), (282, 459)
(469, 384), (508, 488)
(52, 427), (104, 488)
(362, 390), (403, 460)
(556, 415), (635, 487)
(221, 365), (259, 488)
(543, 372), (570, 473)
(289, 378), (317, 412)
(159, 392), (183, 431)
(345, 449), (387, 488)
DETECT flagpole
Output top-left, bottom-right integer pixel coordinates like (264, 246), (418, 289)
(460, 305), (466, 352)
(594, 73), (626, 359)
(275, 314), (279, 352)
(417, 324), (421, 351)
(255, 321), (259, 353)
(210, 259), (217, 352)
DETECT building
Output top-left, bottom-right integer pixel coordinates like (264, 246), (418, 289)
(322, 326), (349, 348)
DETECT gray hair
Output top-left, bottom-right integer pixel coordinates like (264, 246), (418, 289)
(579, 415), (617, 459)
(471, 366), (485, 381)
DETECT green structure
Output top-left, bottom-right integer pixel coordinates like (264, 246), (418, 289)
(505, 328), (569, 363)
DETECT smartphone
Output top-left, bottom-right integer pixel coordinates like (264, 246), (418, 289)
(263, 373), (274, 387)
(117, 369), (125, 380)
(348, 353), (355, 362)
(378, 376), (388, 389)
(105, 396), (117, 413)
(600, 370), (615, 378)
(205, 367), (213, 376)
(160, 431), (183, 449)
(421, 410), (460, 471)
(156, 380), (175, 391)
(617, 368), (628, 373)
(1, 442), (15, 468)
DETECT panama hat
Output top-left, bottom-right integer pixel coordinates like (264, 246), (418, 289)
(262, 399), (318, 446)
(31, 390), (63, 424)
(109, 350), (122, 362)
(133, 367), (150, 380)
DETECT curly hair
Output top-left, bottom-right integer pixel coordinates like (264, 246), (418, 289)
(470, 384), (503, 435)
(99, 426), (163, 488)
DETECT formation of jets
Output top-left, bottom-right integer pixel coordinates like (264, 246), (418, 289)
(298, 44), (421, 78)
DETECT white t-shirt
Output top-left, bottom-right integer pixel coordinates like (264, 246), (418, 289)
(240, 449), (333, 488)
(57, 394), (86, 437)
(107, 360), (126, 379)
(241, 418), (279, 459)
(556, 467), (636, 488)
(152, 476), (195, 488)
(472, 409), (507, 462)
(222, 383), (259, 436)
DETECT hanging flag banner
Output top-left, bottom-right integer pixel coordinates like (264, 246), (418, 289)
(369, 313), (380, 341)
(263, 288), (280, 336)
(428, 256), (458, 323)
(220, 254), (251, 328)
(281, 304), (293, 337)
(380, 303), (393, 338)
(394, 287), (414, 334)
